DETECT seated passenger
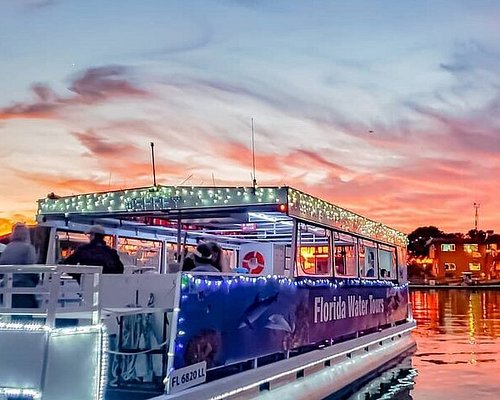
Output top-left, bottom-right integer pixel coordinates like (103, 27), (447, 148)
(192, 243), (220, 273)
(380, 269), (390, 278)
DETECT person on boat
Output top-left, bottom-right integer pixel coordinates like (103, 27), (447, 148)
(0, 223), (39, 308)
(366, 250), (375, 277)
(206, 241), (223, 271)
(62, 225), (124, 274)
(191, 243), (220, 272)
(182, 253), (196, 271)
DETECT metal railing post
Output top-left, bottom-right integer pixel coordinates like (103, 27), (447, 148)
(45, 270), (61, 328)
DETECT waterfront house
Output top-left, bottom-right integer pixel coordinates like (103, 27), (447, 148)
(427, 237), (500, 281)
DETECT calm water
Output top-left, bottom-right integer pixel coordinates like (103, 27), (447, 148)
(345, 289), (500, 400)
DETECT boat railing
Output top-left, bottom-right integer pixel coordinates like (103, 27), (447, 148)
(0, 265), (108, 400)
(0, 264), (102, 326)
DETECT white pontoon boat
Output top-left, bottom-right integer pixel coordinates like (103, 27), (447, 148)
(0, 186), (415, 400)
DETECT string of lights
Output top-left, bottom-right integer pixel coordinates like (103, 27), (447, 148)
(38, 185), (406, 246)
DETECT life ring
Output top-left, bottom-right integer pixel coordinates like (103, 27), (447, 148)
(242, 251), (265, 274)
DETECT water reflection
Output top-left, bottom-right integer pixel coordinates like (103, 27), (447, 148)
(409, 290), (500, 399)
(411, 289), (500, 339)
(345, 355), (417, 400)
(342, 290), (500, 400)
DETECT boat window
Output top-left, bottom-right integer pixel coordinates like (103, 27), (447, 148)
(359, 239), (378, 279)
(333, 232), (358, 278)
(166, 242), (196, 264)
(378, 244), (397, 279)
(117, 237), (162, 272)
(219, 247), (237, 272)
(296, 222), (332, 276)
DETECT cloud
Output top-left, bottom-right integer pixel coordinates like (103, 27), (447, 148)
(0, 83), (60, 120)
(211, 139), (352, 186)
(439, 41), (500, 76)
(68, 66), (148, 101)
(13, 172), (119, 195)
(149, 26), (212, 57)
(0, 65), (150, 121)
(19, 0), (59, 10)
(405, 94), (500, 165)
(291, 149), (350, 175)
(69, 128), (191, 181)
(3, 32), (500, 234)
(159, 73), (349, 129)
(72, 129), (139, 156)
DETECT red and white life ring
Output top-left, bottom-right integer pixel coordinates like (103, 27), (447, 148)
(242, 251), (265, 275)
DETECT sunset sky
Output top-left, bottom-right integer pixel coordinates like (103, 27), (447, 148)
(1, 0), (500, 235)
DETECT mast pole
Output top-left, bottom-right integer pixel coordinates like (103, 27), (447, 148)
(474, 202), (480, 231)
(150, 142), (157, 187)
(251, 118), (257, 189)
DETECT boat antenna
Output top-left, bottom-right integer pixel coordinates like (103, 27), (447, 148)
(212, 172), (216, 187)
(251, 117), (257, 190)
(179, 174), (193, 186)
(474, 202), (480, 231)
(150, 142), (157, 187)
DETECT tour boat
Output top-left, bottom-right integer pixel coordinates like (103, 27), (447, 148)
(0, 185), (416, 400)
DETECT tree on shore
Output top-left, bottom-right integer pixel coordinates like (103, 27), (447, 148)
(407, 226), (444, 257)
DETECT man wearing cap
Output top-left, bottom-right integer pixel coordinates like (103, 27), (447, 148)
(191, 243), (221, 273)
(63, 225), (124, 274)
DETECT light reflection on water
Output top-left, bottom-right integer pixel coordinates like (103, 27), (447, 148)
(344, 290), (500, 400)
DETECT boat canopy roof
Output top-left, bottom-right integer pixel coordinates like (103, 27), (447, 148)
(37, 185), (407, 246)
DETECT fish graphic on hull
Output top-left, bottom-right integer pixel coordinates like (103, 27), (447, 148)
(265, 313), (293, 333)
(238, 292), (279, 329)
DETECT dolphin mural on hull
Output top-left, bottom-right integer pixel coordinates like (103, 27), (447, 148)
(238, 292), (279, 329)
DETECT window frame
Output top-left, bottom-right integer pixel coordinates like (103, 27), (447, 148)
(359, 238), (379, 279)
(332, 232), (359, 279)
(444, 262), (456, 271)
(295, 221), (333, 277)
(441, 243), (456, 252)
(378, 243), (397, 280)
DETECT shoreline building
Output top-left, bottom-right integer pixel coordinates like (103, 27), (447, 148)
(427, 236), (500, 281)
